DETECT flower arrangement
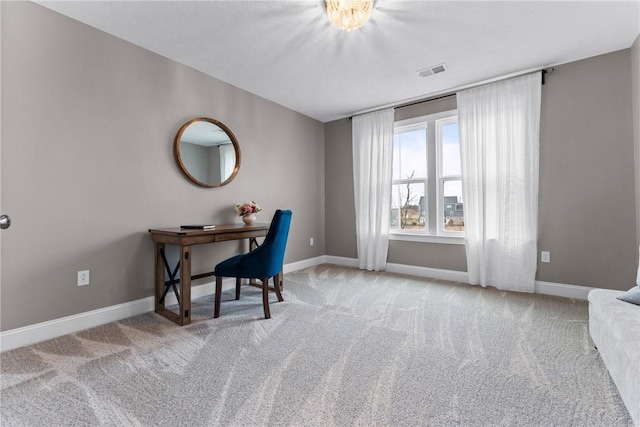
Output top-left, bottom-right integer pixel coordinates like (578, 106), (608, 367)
(236, 201), (262, 217)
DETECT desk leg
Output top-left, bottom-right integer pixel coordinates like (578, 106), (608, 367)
(154, 243), (166, 313)
(179, 244), (192, 326)
(154, 243), (183, 325)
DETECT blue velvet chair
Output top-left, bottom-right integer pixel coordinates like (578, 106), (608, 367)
(214, 209), (292, 319)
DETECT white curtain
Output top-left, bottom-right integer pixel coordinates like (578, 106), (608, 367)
(219, 144), (235, 182)
(352, 108), (395, 271)
(458, 73), (542, 292)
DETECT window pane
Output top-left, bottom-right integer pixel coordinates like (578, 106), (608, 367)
(443, 180), (464, 232)
(393, 128), (427, 180)
(441, 122), (461, 176)
(390, 186), (401, 229)
(391, 182), (426, 230)
(392, 135), (400, 180)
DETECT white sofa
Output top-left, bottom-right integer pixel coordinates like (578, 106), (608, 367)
(588, 288), (640, 426)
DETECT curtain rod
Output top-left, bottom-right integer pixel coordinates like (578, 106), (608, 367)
(348, 67), (556, 120)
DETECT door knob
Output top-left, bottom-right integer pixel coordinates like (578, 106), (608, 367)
(0, 215), (11, 230)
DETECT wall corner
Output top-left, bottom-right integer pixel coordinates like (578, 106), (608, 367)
(631, 35), (640, 251)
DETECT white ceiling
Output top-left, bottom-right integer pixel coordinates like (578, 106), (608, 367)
(36, 0), (640, 123)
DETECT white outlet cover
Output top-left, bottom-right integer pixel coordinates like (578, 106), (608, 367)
(77, 270), (90, 286)
(541, 252), (551, 263)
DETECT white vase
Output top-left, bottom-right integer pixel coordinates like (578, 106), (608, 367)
(242, 214), (256, 225)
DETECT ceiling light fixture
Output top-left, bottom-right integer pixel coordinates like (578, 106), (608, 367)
(326, 0), (373, 32)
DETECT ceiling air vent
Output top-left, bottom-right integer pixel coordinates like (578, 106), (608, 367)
(418, 63), (447, 77)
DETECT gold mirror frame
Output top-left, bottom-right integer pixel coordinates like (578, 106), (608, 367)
(174, 117), (241, 188)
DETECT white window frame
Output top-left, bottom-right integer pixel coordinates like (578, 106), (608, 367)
(390, 110), (464, 245)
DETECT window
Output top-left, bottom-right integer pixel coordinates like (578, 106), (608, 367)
(390, 127), (427, 230)
(390, 110), (464, 242)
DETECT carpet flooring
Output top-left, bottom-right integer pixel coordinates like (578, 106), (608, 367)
(0, 264), (633, 426)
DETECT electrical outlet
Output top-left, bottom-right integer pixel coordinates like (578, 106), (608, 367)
(77, 270), (90, 286)
(541, 251), (550, 263)
(309, 237), (314, 246)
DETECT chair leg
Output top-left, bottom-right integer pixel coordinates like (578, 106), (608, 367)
(273, 275), (284, 302)
(235, 277), (242, 300)
(262, 277), (271, 319)
(214, 276), (223, 318)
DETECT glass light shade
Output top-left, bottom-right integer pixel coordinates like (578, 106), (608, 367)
(326, 0), (373, 31)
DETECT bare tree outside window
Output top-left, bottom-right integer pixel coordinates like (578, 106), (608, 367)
(401, 171), (416, 229)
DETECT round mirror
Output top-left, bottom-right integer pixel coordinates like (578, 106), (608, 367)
(174, 117), (241, 187)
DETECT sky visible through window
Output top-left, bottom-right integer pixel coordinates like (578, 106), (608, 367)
(392, 129), (426, 180)
(441, 122), (462, 202)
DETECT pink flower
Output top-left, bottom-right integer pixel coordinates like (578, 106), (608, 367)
(235, 201), (262, 217)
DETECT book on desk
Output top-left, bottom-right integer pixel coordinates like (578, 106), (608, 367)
(180, 224), (216, 230)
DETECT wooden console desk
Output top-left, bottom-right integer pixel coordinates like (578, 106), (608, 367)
(149, 224), (269, 325)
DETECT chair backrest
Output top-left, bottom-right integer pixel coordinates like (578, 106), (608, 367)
(244, 209), (292, 278)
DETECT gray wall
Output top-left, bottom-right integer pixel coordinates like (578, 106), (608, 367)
(325, 117), (357, 258)
(325, 49), (637, 290)
(1, 2), (325, 331)
(180, 142), (208, 184)
(632, 35), (640, 249)
(537, 49), (636, 289)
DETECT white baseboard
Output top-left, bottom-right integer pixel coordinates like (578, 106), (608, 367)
(0, 256), (594, 352)
(322, 256), (594, 300)
(534, 280), (595, 300)
(324, 255), (359, 267)
(325, 256), (468, 282)
(386, 262), (469, 283)
(283, 256), (327, 273)
(0, 297), (155, 353)
(0, 278), (233, 353)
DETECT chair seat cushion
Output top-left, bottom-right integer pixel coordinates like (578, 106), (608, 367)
(215, 253), (280, 279)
